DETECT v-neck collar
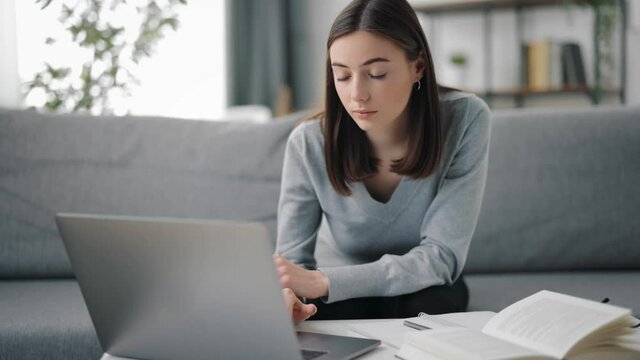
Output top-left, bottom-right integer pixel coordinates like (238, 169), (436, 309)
(350, 176), (424, 222)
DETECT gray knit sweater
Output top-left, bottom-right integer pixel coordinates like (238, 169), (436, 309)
(276, 91), (491, 303)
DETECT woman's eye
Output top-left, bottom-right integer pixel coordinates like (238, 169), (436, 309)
(335, 73), (386, 81)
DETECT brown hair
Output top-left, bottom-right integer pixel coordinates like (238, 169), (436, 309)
(322, 0), (443, 196)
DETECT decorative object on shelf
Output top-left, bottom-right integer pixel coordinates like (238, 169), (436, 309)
(449, 52), (468, 88)
(563, 0), (618, 104)
(27, 0), (186, 114)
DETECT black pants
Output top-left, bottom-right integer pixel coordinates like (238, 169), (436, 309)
(307, 276), (469, 320)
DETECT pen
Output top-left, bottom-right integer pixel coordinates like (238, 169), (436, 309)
(403, 320), (430, 331)
(403, 312), (431, 330)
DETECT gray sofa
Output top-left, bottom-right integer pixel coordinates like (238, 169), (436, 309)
(1, 104), (638, 359)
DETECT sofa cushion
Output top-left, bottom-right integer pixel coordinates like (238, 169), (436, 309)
(0, 108), (302, 278)
(0, 279), (101, 359)
(467, 106), (640, 273)
(466, 271), (640, 314)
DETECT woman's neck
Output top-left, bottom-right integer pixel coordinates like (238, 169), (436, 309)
(367, 113), (410, 162)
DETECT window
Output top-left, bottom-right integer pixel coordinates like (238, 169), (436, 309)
(14, 0), (226, 120)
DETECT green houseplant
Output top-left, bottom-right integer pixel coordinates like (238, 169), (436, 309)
(28, 0), (186, 114)
(449, 52), (468, 88)
(564, 0), (619, 104)
(449, 53), (468, 68)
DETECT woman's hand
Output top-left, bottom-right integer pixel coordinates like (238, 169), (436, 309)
(282, 288), (317, 324)
(273, 255), (329, 299)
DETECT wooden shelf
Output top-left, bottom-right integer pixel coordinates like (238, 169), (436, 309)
(456, 86), (618, 96)
(487, 86), (593, 97)
(473, 86), (622, 107)
(412, 0), (563, 14)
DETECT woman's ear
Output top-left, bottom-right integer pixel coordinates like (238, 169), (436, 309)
(413, 54), (426, 82)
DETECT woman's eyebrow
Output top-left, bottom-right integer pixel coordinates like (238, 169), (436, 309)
(331, 57), (390, 68)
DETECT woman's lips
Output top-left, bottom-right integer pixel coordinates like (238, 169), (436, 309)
(353, 110), (377, 119)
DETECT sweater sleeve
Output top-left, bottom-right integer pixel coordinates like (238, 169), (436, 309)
(319, 104), (491, 303)
(275, 128), (322, 269)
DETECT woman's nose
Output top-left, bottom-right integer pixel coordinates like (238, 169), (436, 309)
(350, 77), (370, 103)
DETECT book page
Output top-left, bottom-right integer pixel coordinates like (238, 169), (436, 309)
(399, 328), (552, 360)
(615, 328), (640, 352)
(482, 290), (631, 359)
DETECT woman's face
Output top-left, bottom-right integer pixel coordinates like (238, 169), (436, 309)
(329, 30), (423, 135)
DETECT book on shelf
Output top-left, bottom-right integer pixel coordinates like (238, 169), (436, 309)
(395, 290), (640, 360)
(549, 41), (563, 89)
(561, 42), (587, 87)
(522, 39), (587, 92)
(527, 39), (551, 91)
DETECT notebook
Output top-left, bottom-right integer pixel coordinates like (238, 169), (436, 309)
(56, 213), (380, 360)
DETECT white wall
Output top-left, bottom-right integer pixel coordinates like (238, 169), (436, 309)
(0, 0), (20, 108)
(303, 0), (639, 107)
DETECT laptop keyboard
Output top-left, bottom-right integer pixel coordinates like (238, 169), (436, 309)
(301, 349), (328, 360)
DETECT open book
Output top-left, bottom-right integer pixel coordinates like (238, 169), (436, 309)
(396, 290), (640, 360)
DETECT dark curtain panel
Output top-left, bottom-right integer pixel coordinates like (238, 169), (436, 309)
(288, 0), (315, 112)
(226, 0), (311, 114)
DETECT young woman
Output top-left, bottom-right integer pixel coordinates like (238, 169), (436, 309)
(276, 0), (490, 320)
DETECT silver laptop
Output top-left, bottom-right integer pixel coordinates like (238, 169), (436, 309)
(55, 213), (380, 360)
